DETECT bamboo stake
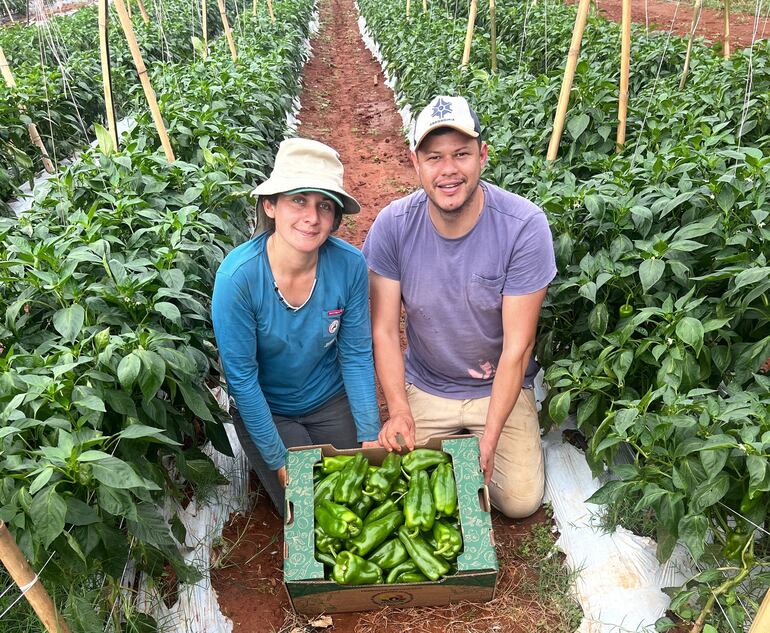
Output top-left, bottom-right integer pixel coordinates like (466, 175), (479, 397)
(216, 0), (237, 61)
(679, 0), (703, 90)
(422, 0), (427, 12)
(112, 0), (175, 162)
(0, 522), (72, 633)
(135, 0), (150, 24)
(489, 0), (497, 73)
(251, 0), (256, 16)
(126, 0), (132, 18)
(0, 47), (55, 173)
(202, 0), (209, 58)
(266, 0), (274, 22)
(2, 0), (14, 23)
(461, 0), (478, 67)
(616, 0), (631, 150)
(406, 0), (410, 18)
(98, 0), (119, 150)
(750, 587), (770, 632)
(547, 0), (591, 160)
(723, 0), (731, 59)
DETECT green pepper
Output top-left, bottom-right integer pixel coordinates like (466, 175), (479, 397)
(404, 469), (435, 537)
(315, 550), (337, 567)
(314, 526), (341, 557)
(350, 494), (375, 519)
(367, 538), (408, 570)
(391, 477), (408, 499)
(331, 551), (383, 585)
(402, 448), (449, 475)
(363, 452), (402, 501)
(618, 304), (634, 318)
(397, 526), (450, 581)
(430, 462), (457, 518)
(318, 455), (354, 474)
(364, 498), (400, 525)
(333, 452), (369, 505)
(314, 471), (341, 505)
(315, 500), (363, 539)
(395, 571), (429, 583)
(347, 508), (404, 557)
(385, 559), (419, 584)
(739, 491), (760, 515)
(432, 519), (462, 560)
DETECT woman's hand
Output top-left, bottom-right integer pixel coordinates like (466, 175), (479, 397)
(277, 466), (288, 487)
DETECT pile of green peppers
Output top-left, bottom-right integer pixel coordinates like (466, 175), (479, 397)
(312, 449), (463, 585)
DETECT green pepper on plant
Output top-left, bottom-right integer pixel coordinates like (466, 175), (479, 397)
(331, 551), (383, 585)
(333, 452), (369, 505)
(430, 462), (457, 518)
(404, 469), (435, 537)
(315, 500), (363, 540)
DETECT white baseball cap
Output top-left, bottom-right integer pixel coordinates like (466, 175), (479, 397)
(410, 96), (481, 150)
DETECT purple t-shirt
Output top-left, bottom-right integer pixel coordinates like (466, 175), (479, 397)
(362, 181), (557, 398)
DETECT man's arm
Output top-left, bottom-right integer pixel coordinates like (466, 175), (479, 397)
(479, 288), (548, 483)
(369, 270), (416, 452)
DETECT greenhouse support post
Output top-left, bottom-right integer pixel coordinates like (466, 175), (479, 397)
(679, 0), (703, 89)
(547, 0), (590, 160)
(0, 522), (72, 633)
(113, 0), (176, 162)
(216, 0), (238, 61)
(750, 588), (770, 632)
(0, 46), (55, 173)
(489, 0), (497, 73)
(461, 0), (478, 67)
(202, 0), (209, 58)
(723, 0), (731, 58)
(99, 0), (119, 149)
(616, 0), (630, 150)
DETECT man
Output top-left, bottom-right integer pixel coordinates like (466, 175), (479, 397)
(362, 96), (556, 518)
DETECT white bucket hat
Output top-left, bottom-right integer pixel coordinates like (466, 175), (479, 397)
(252, 138), (360, 215)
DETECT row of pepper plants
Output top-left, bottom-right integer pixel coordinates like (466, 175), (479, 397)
(0, 0), (312, 628)
(357, 0), (770, 629)
(0, 0), (237, 213)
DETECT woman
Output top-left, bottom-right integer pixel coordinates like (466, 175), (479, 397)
(212, 138), (380, 514)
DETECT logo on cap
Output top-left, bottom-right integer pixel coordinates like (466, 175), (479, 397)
(431, 97), (453, 120)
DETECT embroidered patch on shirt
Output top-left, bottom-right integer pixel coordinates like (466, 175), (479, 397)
(328, 319), (340, 334)
(327, 308), (344, 316)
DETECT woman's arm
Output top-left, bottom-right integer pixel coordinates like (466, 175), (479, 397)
(336, 256), (381, 444)
(212, 269), (287, 470)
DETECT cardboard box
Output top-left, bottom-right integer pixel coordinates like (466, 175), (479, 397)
(283, 436), (498, 615)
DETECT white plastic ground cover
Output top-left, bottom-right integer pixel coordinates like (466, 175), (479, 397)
(355, 12), (697, 632)
(121, 12), (321, 632)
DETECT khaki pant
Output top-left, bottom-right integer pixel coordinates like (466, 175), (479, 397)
(406, 383), (544, 519)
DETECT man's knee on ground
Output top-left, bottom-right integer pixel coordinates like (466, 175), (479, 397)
(492, 491), (543, 519)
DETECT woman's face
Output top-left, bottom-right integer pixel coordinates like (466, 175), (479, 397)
(264, 191), (337, 254)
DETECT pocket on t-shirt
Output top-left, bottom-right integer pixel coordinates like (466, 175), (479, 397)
(469, 273), (504, 311)
(320, 308), (343, 350)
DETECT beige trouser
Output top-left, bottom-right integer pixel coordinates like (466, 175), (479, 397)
(406, 383), (545, 519)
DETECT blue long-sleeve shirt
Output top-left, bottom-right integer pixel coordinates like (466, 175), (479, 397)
(211, 232), (380, 470)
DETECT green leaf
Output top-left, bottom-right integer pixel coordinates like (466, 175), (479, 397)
(94, 123), (115, 155)
(97, 486), (138, 520)
(53, 305), (85, 344)
(154, 301), (181, 322)
(676, 317), (704, 354)
(29, 486), (66, 548)
(29, 468), (53, 495)
(90, 456), (160, 490)
(136, 349), (166, 401)
(73, 394), (106, 413)
(690, 473), (730, 513)
(117, 424), (180, 446)
(568, 113), (590, 140)
(678, 514), (708, 561)
(588, 303), (608, 336)
(639, 259), (665, 293)
(178, 382), (214, 422)
(118, 353), (142, 390)
(548, 390), (571, 424)
(65, 497), (100, 526)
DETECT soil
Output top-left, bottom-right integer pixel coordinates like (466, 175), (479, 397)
(210, 0), (754, 630)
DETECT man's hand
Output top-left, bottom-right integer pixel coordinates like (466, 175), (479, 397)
(478, 434), (497, 485)
(277, 466), (287, 488)
(361, 440), (380, 449)
(378, 412), (416, 452)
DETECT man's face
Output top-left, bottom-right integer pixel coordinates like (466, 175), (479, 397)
(411, 129), (487, 217)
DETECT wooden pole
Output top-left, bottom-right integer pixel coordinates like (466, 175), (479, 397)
(98, 0), (119, 150)
(461, 0), (478, 67)
(723, 0), (731, 59)
(422, 0), (427, 12)
(2, 0), (14, 23)
(679, 0), (703, 90)
(750, 587), (770, 632)
(135, 0), (150, 24)
(216, 0), (238, 61)
(489, 0), (497, 73)
(112, 0), (175, 162)
(126, 0), (132, 19)
(202, 0), (209, 58)
(251, 0), (255, 16)
(616, 0), (631, 150)
(0, 522), (72, 633)
(406, 0), (410, 18)
(547, 0), (591, 160)
(266, 0), (274, 22)
(0, 47), (55, 173)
